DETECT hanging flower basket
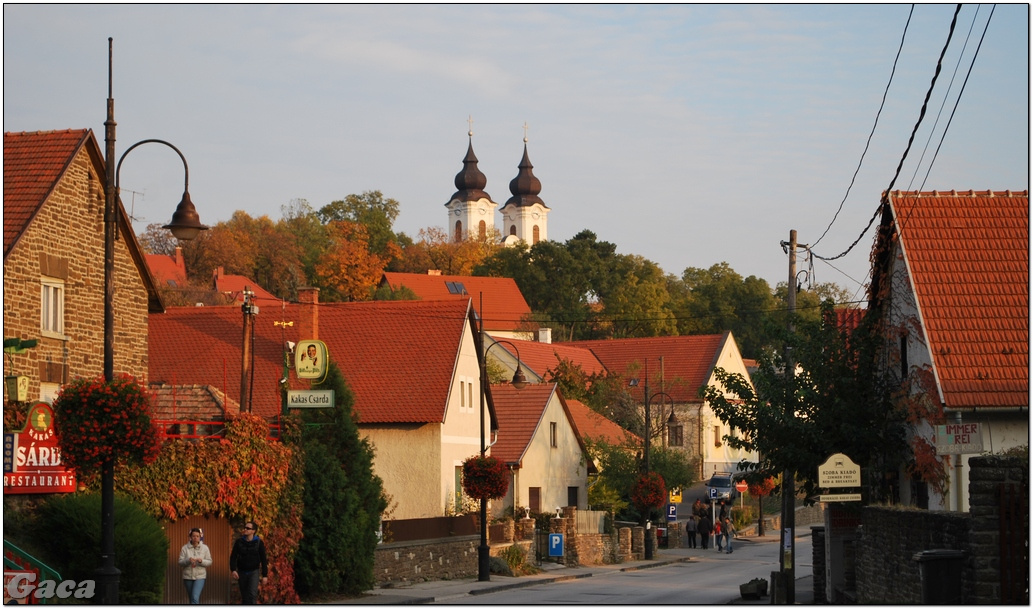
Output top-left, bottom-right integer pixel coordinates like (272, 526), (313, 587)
(631, 471), (667, 512)
(52, 374), (161, 476)
(462, 455), (509, 500)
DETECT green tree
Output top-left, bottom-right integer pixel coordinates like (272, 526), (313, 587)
(602, 255), (677, 338)
(318, 190), (401, 259)
(674, 263), (780, 358)
(294, 359), (387, 596)
(700, 302), (910, 502)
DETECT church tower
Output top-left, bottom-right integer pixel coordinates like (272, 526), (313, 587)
(444, 122), (497, 242)
(500, 129), (549, 246)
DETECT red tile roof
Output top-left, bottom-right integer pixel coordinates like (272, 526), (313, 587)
(382, 272), (537, 333)
(146, 251), (188, 287)
(488, 383), (560, 465)
(883, 190), (1029, 409)
(565, 398), (640, 446)
(487, 337), (607, 380)
(4, 129), (92, 258)
(149, 299), (473, 422)
(568, 334), (730, 403)
(213, 268), (280, 307)
(148, 384), (236, 421)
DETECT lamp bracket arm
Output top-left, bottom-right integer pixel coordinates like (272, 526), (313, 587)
(115, 138), (190, 192)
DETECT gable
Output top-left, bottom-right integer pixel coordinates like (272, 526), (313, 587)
(881, 190), (1029, 409)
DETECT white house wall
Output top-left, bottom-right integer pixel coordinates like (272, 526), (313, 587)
(495, 392), (586, 519)
(362, 424), (442, 520)
(702, 336), (760, 477)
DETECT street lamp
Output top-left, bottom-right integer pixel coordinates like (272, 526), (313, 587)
(99, 38), (206, 604)
(475, 300), (527, 581)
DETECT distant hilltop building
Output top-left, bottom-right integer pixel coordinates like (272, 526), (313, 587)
(445, 122), (550, 246)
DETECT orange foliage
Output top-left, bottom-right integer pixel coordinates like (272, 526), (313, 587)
(315, 220), (391, 301)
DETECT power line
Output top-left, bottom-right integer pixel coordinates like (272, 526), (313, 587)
(812, 4), (915, 249)
(813, 4), (963, 264)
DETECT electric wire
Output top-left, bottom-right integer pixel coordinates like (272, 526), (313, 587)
(812, 3), (963, 264)
(905, 5), (983, 191)
(812, 4), (915, 250)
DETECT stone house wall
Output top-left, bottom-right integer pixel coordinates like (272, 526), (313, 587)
(849, 456), (1027, 604)
(4, 142), (151, 403)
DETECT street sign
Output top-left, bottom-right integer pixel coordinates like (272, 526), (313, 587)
(735, 480), (748, 493)
(667, 503), (677, 521)
(934, 423), (983, 454)
(709, 487), (719, 500)
(287, 390), (335, 408)
(669, 487), (682, 504)
(548, 533), (564, 557)
(818, 453), (861, 488)
(818, 494), (862, 502)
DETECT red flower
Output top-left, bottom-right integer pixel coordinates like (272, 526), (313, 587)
(631, 472), (667, 511)
(52, 375), (160, 476)
(462, 455), (509, 500)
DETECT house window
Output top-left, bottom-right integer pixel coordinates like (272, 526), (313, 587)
(900, 333), (909, 381)
(460, 381), (466, 409)
(454, 220), (463, 242)
(532, 225), (540, 244)
(469, 382), (474, 412)
(41, 278), (65, 337)
(529, 487), (541, 512)
(567, 487), (579, 508)
(714, 425), (722, 447)
(478, 220), (486, 240)
(669, 424), (683, 447)
(550, 422), (557, 447)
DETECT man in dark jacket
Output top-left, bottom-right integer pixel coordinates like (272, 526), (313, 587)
(698, 511), (713, 550)
(230, 521), (268, 604)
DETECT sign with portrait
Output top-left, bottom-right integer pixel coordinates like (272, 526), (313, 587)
(294, 339), (328, 382)
(3, 402), (76, 494)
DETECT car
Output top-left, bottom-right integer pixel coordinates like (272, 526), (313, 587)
(705, 472), (737, 502)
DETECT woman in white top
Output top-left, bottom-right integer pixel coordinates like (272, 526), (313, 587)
(178, 528), (213, 604)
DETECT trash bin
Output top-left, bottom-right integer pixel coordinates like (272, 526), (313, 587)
(657, 527), (668, 549)
(913, 549), (965, 603)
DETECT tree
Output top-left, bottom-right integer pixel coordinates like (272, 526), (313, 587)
(294, 360), (387, 596)
(318, 191), (401, 260)
(313, 221), (389, 301)
(601, 255), (677, 338)
(700, 301), (911, 502)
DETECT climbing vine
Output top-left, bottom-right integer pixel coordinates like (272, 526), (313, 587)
(115, 413), (303, 603)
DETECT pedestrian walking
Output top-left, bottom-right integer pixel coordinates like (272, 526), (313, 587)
(685, 515), (697, 548)
(230, 521), (269, 604)
(698, 511), (712, 550)
(178, 527), (212, 604)
(723, 516), (737, 554)
(714, 517), (723, 551)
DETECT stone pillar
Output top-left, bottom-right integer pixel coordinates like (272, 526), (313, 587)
(619, 526), (632, 563)
(631, 526), (645, 560)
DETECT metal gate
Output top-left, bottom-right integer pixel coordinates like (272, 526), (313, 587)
(534, 530), (563, 566)
(998, 483), (1028, 604)
(163, 515), (234, 604)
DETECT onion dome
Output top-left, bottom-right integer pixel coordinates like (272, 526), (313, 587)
(505, 143), (548, 208)
(448, 136), (493, 204)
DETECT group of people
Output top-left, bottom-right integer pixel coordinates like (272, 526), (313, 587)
(684, 498), (736, 554)
(177, 521), (269, 604)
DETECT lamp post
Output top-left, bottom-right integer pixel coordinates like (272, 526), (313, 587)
(100, 37), (207, 603)
(475, 297), (527, 581)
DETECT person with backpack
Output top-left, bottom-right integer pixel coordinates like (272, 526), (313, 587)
(230, 521), (269, 604)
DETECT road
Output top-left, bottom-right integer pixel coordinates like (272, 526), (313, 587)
(439, 533), (813, 604)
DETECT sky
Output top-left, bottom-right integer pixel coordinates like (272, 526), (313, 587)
(4, 4), (1028, 301)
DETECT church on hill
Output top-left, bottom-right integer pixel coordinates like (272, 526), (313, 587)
(444, 123), (550, 246)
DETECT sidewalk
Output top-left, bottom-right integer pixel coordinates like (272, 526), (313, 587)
(320, 533), (814, 604)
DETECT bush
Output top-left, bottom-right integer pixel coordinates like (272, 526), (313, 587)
(731, 505), (753, 530)
(35, 492), (168, 604)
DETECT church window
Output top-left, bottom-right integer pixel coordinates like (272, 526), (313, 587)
(478, 220), (486, 240)
(454, 220), (463, 242)
(509, 225), (516, 236)
(532, 225), (540, 244)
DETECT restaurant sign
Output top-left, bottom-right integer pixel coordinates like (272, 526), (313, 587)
(3, 402), (76, 494)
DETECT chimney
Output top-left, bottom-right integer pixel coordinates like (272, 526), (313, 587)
(427, 269), (442, 276)
(173, 247), (186, 279)
(538, 328), (552, 344)
(298, 287), (319, 340)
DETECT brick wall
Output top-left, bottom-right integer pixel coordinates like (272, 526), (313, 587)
(850, 456), (1027, 604)
(4, 144), (150, 403)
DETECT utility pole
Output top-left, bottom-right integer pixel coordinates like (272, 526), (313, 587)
(240, 287), (257, 412)
(780, 230), (799, 603)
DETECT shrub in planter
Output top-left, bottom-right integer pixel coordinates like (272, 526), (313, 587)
(35, 492), (168, 604)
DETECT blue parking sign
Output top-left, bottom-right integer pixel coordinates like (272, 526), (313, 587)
(667, 503), (677, 521)
(709, 487), (719, 500)
(548, 533), (564, 557)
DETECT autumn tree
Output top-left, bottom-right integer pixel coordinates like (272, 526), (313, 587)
(318, 191), (402, 263)
(313, 221), (391, 302)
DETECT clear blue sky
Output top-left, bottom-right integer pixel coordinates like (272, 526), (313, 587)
(4, 4), (1028, 300)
